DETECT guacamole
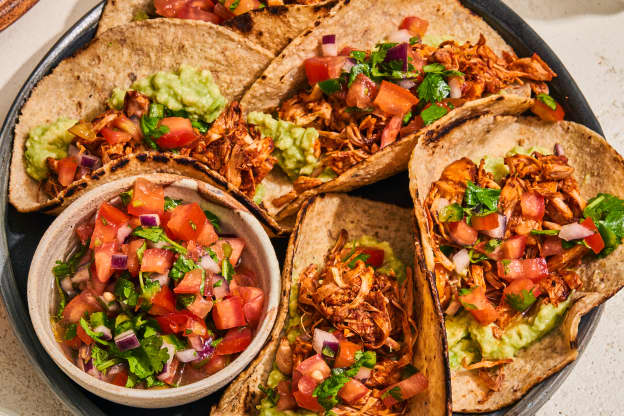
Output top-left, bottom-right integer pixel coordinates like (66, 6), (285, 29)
(446, 297), (572, 370)
(111, 65), (226, 123)
(481, 145), (553, 181)
(353, 235), (406, 283)
(247, 112), (321, 180)
(24, 117), (77, 181)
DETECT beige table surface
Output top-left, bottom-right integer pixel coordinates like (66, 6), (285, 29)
(1, 1), (623, 415)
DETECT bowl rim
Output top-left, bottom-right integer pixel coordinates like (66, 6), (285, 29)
(26, 173), (281, 408)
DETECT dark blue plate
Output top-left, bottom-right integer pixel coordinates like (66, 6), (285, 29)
(0, 1), (604, 415)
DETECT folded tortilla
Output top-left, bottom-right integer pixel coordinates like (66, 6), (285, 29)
(97, 0), (339, 54)
(212, 193), (451, 415)
(8, 19), (284, 231)
(408, 112), (624, 412)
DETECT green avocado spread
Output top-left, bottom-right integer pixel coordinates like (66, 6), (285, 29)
(247, 112), (321, 180)
(24, 117), (76, 181)
(446, 297), (572, 370)
(481, 145), (553, 181)
(111, 65), (226, 123)
(353, 235), (406, 283)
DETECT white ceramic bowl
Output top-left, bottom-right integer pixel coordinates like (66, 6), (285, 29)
(27, 173), (281, 408)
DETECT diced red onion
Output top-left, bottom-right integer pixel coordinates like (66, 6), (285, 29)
(322, 34), (336, 44)
(111, 254), (128, 270)
(452, 249), (470, 276)
(157, 362), (172, 382)
(354, 366), (372, 381)
(554, 143), (564, 156)
(312, 328), (339, 355)
(482, 214), (507, 239)
(94, 325), (112, 341)
(79, 154), (101, 169)
(176, 348), (200, 363)
(449, 77), (463, 99)
(342, 58), (356, 73)
(152, 272), (170, 287)
(68, 145), (81, 162)
(212, 276), (229, 300)
(384, 42), (409, 71)
(188, 336), (204, 352)
(148, 240), (168, 249)
(117, 224), (132, 244)
(61, 277), (73, 294)
(398, 79), (416, 90)
(114, 329), (140, 352)
(71, 266), (90, 283)
(200, 254), (221, 274)
(85, 359), (102, 379)
(192, 338), (215, 362)
(322, 43), (338, 57)
(140, 214), (160, 227)
(559, 222), (594, 241)
(388, 29), (411, 44)
(162, 340), (176, 366)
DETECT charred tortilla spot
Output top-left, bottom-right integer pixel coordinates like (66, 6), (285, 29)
(495, 95), (504, 101)
(268, 5), (287, 15)
(423, 115), (481, 145)
(110, 158), (129, 172)
(153, 154), (169, 163)
(128, 72), (137, 82)
(314, 20), (321, 27)
(136, 153), (147, 162)
(314, 0), (338, 11)
(172, 156), (193, 166)
(227, 14), (253, 33)
(91, 170), (104, 180)
(75, 75), (80, 80)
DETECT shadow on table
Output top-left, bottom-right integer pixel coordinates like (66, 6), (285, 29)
(504, 0), (624, 20)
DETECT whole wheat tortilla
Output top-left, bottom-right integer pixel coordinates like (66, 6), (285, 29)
(97, 0), (339, 55)
(408, 113), (624, 412)
(212, 193), (452, 415)
(8, 19), (274, 217)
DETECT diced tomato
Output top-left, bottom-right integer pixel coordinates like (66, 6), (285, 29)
(154, 0), (187, 17)
(196, 221), (218, 246)
(373, 80), (419, 116)
(177, 4), (222, 23)
(57, 157), (78, 187)
(503, 278), (542, 305)
(458, 286), (498, 325)
(296, 354), (331, 382)
(380, 115), (402, 148)
(210, 238), (245, 265)
(186, 295), (213, 319)
(122, 238), (145, 277)
(233, 265), (259, 287)
(203, 354), (230, 375)
(521, 192), (545, 221)
(159, 357), (179, 386)
(541, 235), (563, 257)
(448, 220), (478, 246)
(581, 217), (605, 254)
(87, 262), (107, 295)
(346, 73), (377, 109)
(471, 213), (500, 231)
(215, 327), (253, 355)
(472, 240), (502, 261)
(276, 380), (297, 411)
(90, 204), (121, 249)
(112, 114), (142, 140)
(237, 286), (264, 327)
(140, 248), (174, 274)
(224, 0), (261, 15)
(156, 117), (197, 149)
(339, 378), (370, 404)
(501, 235), (527, 259)
(293, 390), (323, 412)
(360, 247), (384, 268)
(94, 242), (116, 283)
(167, 203), (207, 241)
(497, 258), (549, 282)
(303, 56), (346, 85)
(381, 373), (428, 407)
(334, 340), (361, 368)
(100, 127), (132, 145)
(111, 369), (129, 387)
(213, 2), (235, 20)
(127, 178), (165, 216)
(530, 96), (565, 122)
(64, 333), (82, 350)
(212, 296), (247, 330)
(76, 324), (93, 345)
(155, 311), (207, 337)
(99, 202), (130, 226)
(75, 222), (94, 246)
(174, 269), (204, 294)
(62, 290), (102, 323)
(399, 16), (429, 38)
(148, 285), (176, 315)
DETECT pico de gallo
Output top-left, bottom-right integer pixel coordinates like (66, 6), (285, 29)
(424, 144), (624, 391)
(52, 178), (265, 388)
(258, 231), (427, 415)
(247, 15), (562, 209)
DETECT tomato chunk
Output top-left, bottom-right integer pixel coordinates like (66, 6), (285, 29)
(186, 295), (213, 319)
(458, 286), (498, 325)
(334, 341), (361, 368)
(202, 354), (230, 375)
(111, 369), (129, 387)
(155, 311), (207, 337)
(448, 220), (478, 246)
(224, 0), (261, 15)
(295, 354), (331, 382)
(94, 242), (116, 283)
(531, 96), (565, 122)
(148, 285), (176, 316)
(339, 378), (370, 404)
(100, 127), (132, 145)
(212, 296), (247, 330)
(156, 117), (197, 149)
(140, 248), (174, 274)
(501, 235), (527, 259)
(76, 322), (93, 345)
(57, 157), (78, 187)
(159, 357), (179, 386)
(503, 278), (542, 309)
(122, 238), (145, 277)
(399, 16), (429, 38)
(471, 213), (500, 231)
(497, 258), (549, 282)
(381, 373), (428, 407)
(581, 217), (605, 254)
(196, 221), (218, 246)
(293, 390), (323, 412)
(112, 114), (142, 140)
(215, 327), (252, 355)
(62, 290), (102, 323)
(174, 269), (204, 294)
(360, 247), (385, 268)
(303, 56), (346, 85)
(178, 4), (222, 23)
(91, 203), (124, 249)
(237, 286), (264, 327)
(127, 178), (165, 216)
(373, 80), (419, 116)
(380, 116), (402, 148)
(167, 203), (207, 241)
(346, 73), (377, 109)
(210, 238), (245, 265)
(521, 192), (545, 221)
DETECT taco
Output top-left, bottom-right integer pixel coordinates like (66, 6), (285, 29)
(97, 0), (339, 54)
(408, 112), (624, 411)
(8, 19), (291, 231)
(238, 0), (557, 228)
(213, 193), (451, 415)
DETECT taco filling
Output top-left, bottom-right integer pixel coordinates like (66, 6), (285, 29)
(247, 16), (560, 209)
(424, 145), (624, 392)
(258, 230), (426, 415)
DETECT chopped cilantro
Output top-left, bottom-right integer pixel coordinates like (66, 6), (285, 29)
(463, 181), (500, 218)
(438, 203), (463, 222)
(63, 323), (77, 340)
(204, 209), (221, 232)
(52, 241), (89, 319)
(347, 253), (370, 268)
(505, 289), (538, 311)
(115, 278), (139, 308)
(177, 294), (196, 309)
(584, 193), (624, 256)
(164, 196), (182, 211)
(140, 104), (169, 150)
(132, 226), (187, 254)
(418, 73), (449, 103)
(119, 190), (133, 206)
(402, 111), (413, 125)
(169, 255), (197, 281)
(400, 364), (419, 379)
(409, 36), (420, 45)
(318, 79), (342, 95)
(190, 220), (197, 231)
(537, 93), (557, 111)
(258, 384), (278, 406)
(381, 386), (403, 401)
(229, 0), (240, 11)
(322, 345), (336, 358)
(531, 229), (560, 236)
(420, 103), (448, 125)
(79, 317), (112, 346)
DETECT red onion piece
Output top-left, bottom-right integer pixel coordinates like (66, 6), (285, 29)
(71, 266), (90, 284)
(114, 329), (140, 352)
(384, 42), (409, 72)
(398, 79), (416, 90)
(482, 214), (507, 239)
(140, 214), (160, 227)
(79, 154), (101, 169)
(192, 338), (215, 363)
(176, 348), (200, 363)
(388, 29), (411, 44)
(354, 366), (372, 381)
(312, 328), (339, 355)
(322, 43), (338, 57)
(200, 254), (221, 274)
(448, 77), (463, 99)
(343, 58), (356, 73)
(94, 325), (112, 340)
(152, 272), (170, 287)
(61, 277), (73, 294)
(322, 34), (336, 44)
(111, 254), (128, 270)
(68, 145), (81, 162)
(445, 300), (461, 316)
(554, 143), (564, 156)
(188, 336), (204, 352)
(211, 276), (230, 300)
(117, 224), (132, 244)
(162, 340), (176, 366)
(452, 249), (470, 276)
(559, 222), (594, 241)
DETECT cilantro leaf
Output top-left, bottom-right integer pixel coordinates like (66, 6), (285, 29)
(115, 278), (139, 308)
(420, 103), (449, 125)
(258, 384), (278, 406)
(381, 386), (403, 401)
(119, 190), (133, 206)
(169, 255), (197, 281)
(164, 196), (182, 211)
(439, 203), (463, 222)
(505, 289), (538, 311)
(417, 73), (450, 103)
(318, 79), (342, 95)
(177, 294), (196, 309)
(464, 181), (500, 216)
(347, 253), (370, 269)
(584, 193), (624, 256)
(313, 368), (351, 411)
(63, 323), (77, 340)
(132, 226), (187, 254)
(79, 317), (113, 347)
(353, 350), (376, 369)
(204, 209), (221, 232)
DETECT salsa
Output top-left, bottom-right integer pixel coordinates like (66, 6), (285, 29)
(52, 178), (265, 388)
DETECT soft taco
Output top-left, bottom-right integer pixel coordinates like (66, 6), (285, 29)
(213, 193), (451, 415)
(408, 112), (624, 411)
(238, 0), (558, 229)
(97, 0), (339, 54)
(8, 19), (289, 231)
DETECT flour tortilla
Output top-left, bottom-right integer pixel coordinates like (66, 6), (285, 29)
(97, 0), (339, 55)
(8, 19), (279, 228)
(408, 113), (624, 412)
(212, 193), (451, 415)
(240, 0), (531, 227)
